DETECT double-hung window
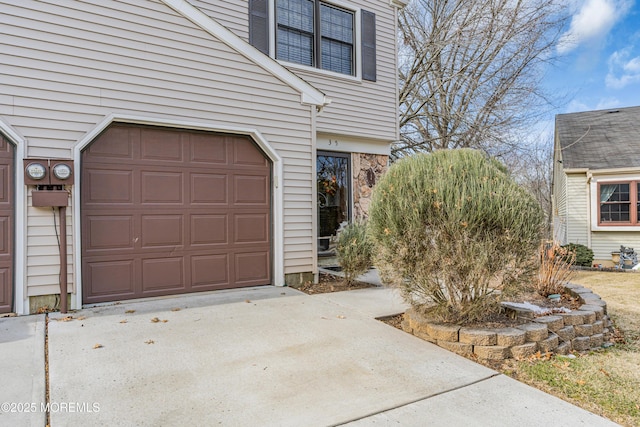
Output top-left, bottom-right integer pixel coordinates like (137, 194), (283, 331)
(276, 0), (354, 75)
(249, 0), (377, 81)
(598, 181), (640, 225)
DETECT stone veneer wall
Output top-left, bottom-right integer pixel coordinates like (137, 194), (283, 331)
(401, 283), (611, 361)
(352, 153), (388, 219)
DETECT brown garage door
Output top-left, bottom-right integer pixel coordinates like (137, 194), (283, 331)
(81, 124), (271, 304)
(0, 135), (14, 313)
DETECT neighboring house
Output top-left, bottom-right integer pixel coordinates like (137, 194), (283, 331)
(553, 105), (640, 266)
(0, 0), (406, 315)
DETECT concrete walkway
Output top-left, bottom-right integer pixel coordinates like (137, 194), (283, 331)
(1, 283), (619, 426)
(0, 314), (46, 427)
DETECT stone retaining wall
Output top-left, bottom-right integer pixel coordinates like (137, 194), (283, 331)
(401, 283), (612, 361)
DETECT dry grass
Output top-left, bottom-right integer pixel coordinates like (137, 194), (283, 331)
(495, 270), (640, 426)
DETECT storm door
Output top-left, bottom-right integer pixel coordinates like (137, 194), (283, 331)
(317, 151), (350, 252)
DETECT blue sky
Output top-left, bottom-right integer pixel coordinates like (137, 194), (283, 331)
(547, 0), (640, 114)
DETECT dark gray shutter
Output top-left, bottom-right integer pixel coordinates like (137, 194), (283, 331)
(249, 0), (269, 55)
(361, 10), (376, 82)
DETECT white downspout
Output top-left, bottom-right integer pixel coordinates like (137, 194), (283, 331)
(586, 172), (592, 249)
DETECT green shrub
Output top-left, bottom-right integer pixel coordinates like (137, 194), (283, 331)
(561, 243), (594, 267)
(336, 220), (373, 285)
(368, 149), (543, 323)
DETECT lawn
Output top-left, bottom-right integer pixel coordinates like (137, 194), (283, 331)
(496, 271), (640, 426)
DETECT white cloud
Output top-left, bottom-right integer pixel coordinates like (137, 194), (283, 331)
(557, 0), (632, 54)
(606, 47), (640, 88)
(565, 99), (591, 113)
(565, 97), (621, 113)
(596, 97), (622, 109)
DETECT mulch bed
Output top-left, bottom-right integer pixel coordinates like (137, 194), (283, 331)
(296, 272), (375, 295)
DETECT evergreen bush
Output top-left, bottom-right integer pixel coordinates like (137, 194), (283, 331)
(561, 243), (594, 267)
(368, 149), (543, 323)
(336, 220), (373, 285)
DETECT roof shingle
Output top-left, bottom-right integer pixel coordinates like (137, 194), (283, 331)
(556, 106), (640, 170)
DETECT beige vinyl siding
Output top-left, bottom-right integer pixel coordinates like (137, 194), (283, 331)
(294, 0), (398, 142)
(191, 0), (399, 143)
(565, 174), (589, 246)
(26, 189), (74, 296)
(552, 143), (568, 243)
(186, 0), (249, 40)
(591, 232), (640, 263)
(2, 0), (316, 295)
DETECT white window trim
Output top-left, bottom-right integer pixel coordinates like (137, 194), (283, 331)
(269, 0), (363, 81)
(590, 175), (640, 231)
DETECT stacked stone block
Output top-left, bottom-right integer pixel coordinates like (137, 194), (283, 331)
(401, 283), (612, 361)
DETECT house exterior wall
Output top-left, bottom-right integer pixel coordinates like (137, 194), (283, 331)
(190, 0), (400, 144)
(352, 153), (388, 219)
(186, 0), (249, 39)
(552, 140), (567, 243)
(565, 174), (590, 247)
(1, 0), (316, 303)
(591, 233), (640, 265)
(555, 169), (640, 264)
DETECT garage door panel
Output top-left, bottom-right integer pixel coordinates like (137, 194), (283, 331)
(235, 252), (270, 284)
(233, 137), (269, 167)
(0, 165), (7, 204)
(85, 126), (134, 160)
(140, 171), (183, 204)
(191, 134), (227, 164)
(0, 216), (8, 255)
(141, 128), (183, 162)
(191, 254), (229, 287)
(234, 214), (269, 244)
(82, 125), (271, 303)
(85, 216), (134, 251)
(85, 260), (135, 298)
(191, 214), (228, 245)
(0, 268), (9, 309)
(85, 169), (133, 204)
(141, 215), (183, 248)
(191, 173), (228, 204)
(142, 257), (184, 291)
(234, 175), (269, 205)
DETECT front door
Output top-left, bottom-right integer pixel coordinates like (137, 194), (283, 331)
(317, 151), (350, 252)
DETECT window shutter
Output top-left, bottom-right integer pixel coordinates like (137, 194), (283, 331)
(361, 10), (376, 82)
(249, 0), (269, 55)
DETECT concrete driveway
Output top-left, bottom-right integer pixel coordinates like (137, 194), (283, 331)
(2, 285), (619, 426)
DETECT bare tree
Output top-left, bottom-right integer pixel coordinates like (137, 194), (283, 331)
(506, 137), (554, 237)
(397, 0), (568, 158)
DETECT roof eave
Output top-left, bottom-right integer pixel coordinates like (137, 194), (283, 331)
(160, 0), (328, 108)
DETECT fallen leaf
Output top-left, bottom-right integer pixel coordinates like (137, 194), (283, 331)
(171, 308), (181, 312)
(150, 317), (160, 323)
(162, 319), (168, 323)
(119, 320), (127, 324)
(93, 344), (103, 349)
(76, 316), (87, 321)
(144, 340), (155, 345)
(59, 316), (74, 322)
(336, 315), (346, 319)
(245, 299), (251, 303)
(125, 310), (135, 314)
